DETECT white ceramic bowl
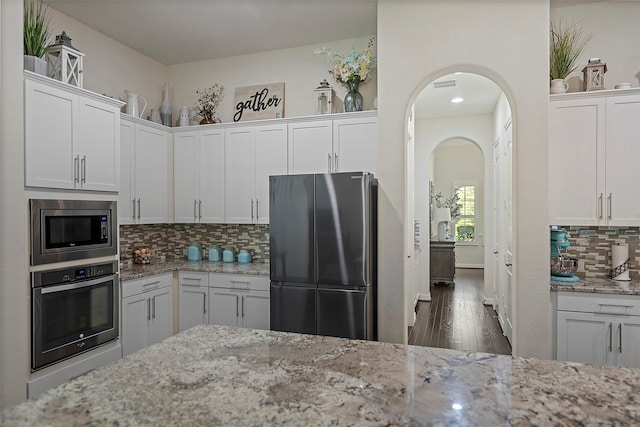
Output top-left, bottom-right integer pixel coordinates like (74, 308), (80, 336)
(615, 83), (631, 89)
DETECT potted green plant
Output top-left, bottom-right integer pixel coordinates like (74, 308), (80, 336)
(549, 20), (590, 94)
(24, 0), (52, 75)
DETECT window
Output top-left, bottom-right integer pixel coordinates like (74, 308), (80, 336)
(455, 185), (475, 242)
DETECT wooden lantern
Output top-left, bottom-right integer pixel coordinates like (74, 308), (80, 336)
(46, 31), (85, 88)
(314, 79), (334, 115)
(582, 62), (607, 91)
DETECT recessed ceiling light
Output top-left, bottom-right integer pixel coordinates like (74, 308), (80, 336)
(451, 97), (464, 103)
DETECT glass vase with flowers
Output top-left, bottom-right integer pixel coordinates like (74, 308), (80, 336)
(194, 83), (224, 124)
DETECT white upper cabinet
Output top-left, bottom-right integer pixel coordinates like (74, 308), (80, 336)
(119, 116), (170, 224)
(174, 128), (225, 223)
(24, 72), (122, 191)
(288, 120), (333, 174)
(549, 90), (640, 226)
(333, 115), (378, 175)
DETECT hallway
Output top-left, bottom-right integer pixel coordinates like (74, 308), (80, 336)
(408, 268), (512, 355)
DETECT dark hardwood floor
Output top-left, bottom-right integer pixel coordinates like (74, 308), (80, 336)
(408, 268), (512, 355)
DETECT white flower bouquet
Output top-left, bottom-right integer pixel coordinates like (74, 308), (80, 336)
(194, 83), (224, 122)
(315, 38), (376, 87)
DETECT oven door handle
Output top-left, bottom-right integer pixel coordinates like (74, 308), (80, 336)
(39, 275), (117, 294)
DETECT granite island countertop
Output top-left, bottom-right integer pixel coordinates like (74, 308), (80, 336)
(120, 259), (269, 281)
(550, 277), (640, 295)
(3, 325), (640, 426)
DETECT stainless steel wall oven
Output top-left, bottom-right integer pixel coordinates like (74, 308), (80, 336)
(30, 199), (117, 265)
(32, 261), (119, 371)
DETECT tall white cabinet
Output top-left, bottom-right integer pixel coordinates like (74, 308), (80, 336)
(549, 89), (640, 226)
(24, 71), (123, 191)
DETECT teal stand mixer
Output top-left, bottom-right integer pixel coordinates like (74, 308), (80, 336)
(550, 226), (580, 282)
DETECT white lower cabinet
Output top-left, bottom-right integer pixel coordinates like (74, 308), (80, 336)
(178, 271), (209, 332)
(122, 273), (173, 357)
(208, 273), (270, 330)
(557, 293), (640, 368)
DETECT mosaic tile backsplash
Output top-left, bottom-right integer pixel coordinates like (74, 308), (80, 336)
(562, 226), (640, 280)
(120, 224), (270, 263)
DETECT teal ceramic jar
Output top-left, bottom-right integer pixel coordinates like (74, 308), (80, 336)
(237, 250), (252, 264)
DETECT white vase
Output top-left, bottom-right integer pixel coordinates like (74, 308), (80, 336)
(550, 78), (569, 94)
(160, 83), (172, 127)
(24, 55), (47, 76)
(178, 106), (190, 127)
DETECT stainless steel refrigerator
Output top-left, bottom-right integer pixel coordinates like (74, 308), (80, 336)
(269, 172), (377, 340)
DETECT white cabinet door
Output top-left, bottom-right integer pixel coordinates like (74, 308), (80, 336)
(178, 272), (209, 332)
(548, 98), (604, 226)
(225, 128), (255, 223)
(557, 310), (610, 366)
(254, 124), (287, 224)
(122, 293), (152, 357)
(134, 124), (170, 223)
(616, 317), (640, 369)
(76, 96), (120, 191)
(333, 117), (378, 174)
(605, 95), (640, 226)
(288, 120), (333, 174)
(24, 78), (76, 189)
(174, 131), (200, 223)
(200, 129), (226, 223)
(242, 291), (270, 330)
(119, 120), (135, 224)
(150, 287), (173, 344)
(209, 289), (240, 327)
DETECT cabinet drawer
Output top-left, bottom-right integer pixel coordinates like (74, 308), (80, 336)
(122, 273), (173, 298)
(209, 273), (269, 291)
(557, 293), (640, 316)
(178, 271), (209, 287)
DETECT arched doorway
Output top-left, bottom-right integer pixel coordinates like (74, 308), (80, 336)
(406, 71), (515, 349)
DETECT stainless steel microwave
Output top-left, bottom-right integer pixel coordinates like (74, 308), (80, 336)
(30, 199), (117, 265)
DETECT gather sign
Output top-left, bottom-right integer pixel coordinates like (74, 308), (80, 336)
(233, 82), (285, 122)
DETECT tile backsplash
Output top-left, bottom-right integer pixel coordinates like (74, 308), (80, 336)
(562, 226), (639, 280)
(120, 223), (270, 263)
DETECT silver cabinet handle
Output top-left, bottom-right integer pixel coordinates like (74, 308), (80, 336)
(328, 153), (332, 172)
(203, 293), (207, 315)
(132, 198), (137, 220)
(81, 155), (86, 184)
(251, 199), (254, 222)
(147, 298), (151, 321)
(194, 200), (198, 221)
(608, 193), (612, 220)
(256, 199), (259, 222)
(335, 153), (339, 172)
(74, 155), (80, 183)
(241, 295), (245, 318)
(236, 295), (239, 317)
(152, 296), (156, 319)
(608, 322), (613, 352)
(619, 323), (622, 353)
(598, 194), (603, 220)
(137, 198), (141, 220)
(199, 200), (202, 219)
(505, 262), (512, 267)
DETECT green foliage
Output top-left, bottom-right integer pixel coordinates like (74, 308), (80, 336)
(550, 20), (590, 80)
(24, 0), (52, 57)
(433, 192), (461, 222)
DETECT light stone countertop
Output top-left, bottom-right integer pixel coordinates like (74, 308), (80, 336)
(3, 324), (640, 426)
(550, 277), (640, 295)
(120, 259), (269, 281)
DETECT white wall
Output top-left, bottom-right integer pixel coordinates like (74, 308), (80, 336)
(168, 36), (377, 124)
(551, 2), (640, 93)
(432, 139), (484, 268)
(48, 8), (169, 113)
(1, 0), (29, 409)
(414, 115), (494, 303)
(377, 1), (550, 357)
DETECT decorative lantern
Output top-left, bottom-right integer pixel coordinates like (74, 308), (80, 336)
(582, 59), (607, 91)
(314, 79), (334, 115)
(45, 31), (84, 88)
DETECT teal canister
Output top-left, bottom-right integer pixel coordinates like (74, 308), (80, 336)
(237, 250), (252, 264)
(208, 246), (221, 262)
(187, 244), (202, 261)
(222, 247), (236, 263)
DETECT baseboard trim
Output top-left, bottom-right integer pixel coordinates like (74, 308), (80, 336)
(482, 296), (494, 306)
(417, 293), (431, 302)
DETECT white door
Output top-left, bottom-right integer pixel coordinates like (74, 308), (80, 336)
(179, 284), (209, 332)
(76, 96), (120, 191)
(492, 137), (501, 310)
(174, 132), (199, 223)
(616, 317), (640, 368)
(503, 122), (514, 343)
(134, 125), (169, 223)
(209, 289), (240, 327)
(150, 287), (173, 344)
(333, 117), (378, 174)
(605, 95), (640, 226)
(242, 292), (270, 330)
(119, 120), (135, 224)
(225, 128), (254, 223)
(557, 311), (610, 366)
(254, 124), (288, 224)
(288, 120), (333, 174)
(122, 293), (151, 357)
(200, 129), (226, 223)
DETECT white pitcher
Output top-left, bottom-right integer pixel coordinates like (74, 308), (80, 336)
(123, 90), (147, 118)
